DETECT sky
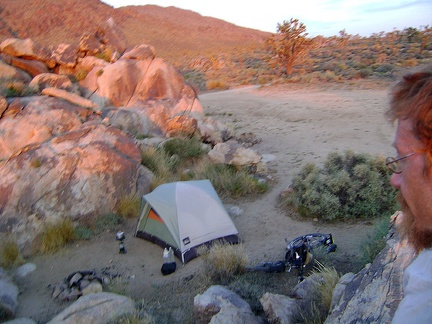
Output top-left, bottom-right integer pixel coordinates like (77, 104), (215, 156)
(102, 0), (432, 37)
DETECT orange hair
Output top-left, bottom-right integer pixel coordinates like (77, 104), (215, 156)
(387, 65), (432, 168)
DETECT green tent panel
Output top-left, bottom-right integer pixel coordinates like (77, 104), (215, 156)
(135, 180), (240, 263)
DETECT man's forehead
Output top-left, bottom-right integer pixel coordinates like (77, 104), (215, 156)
(394, 119), (422, 150)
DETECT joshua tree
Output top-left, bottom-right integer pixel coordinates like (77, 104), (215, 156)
(266, 18), (313, 76)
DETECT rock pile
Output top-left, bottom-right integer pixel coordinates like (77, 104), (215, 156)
(51, 270), (111, 302)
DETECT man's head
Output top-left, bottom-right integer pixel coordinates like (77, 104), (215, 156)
(386, 66), (432, 252)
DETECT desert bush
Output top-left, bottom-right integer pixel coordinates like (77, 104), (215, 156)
(74, 225), (93, 240)
(94, 213), (122, 233)
(400, 58), (418, 67)
(30, 157), (43, 168)
(198, 241), (248, 284)
(95, 46), (114, 62)
(206, 79), (229, 90)
(161, 136), (206, 161)
(0, 239), (25, 268)
(181, 69), (207, 91)
(355, 216), (390, 270)
(75, 69), (88, 81)
(115, 194), (141, 219)
(141, 138), (205, 188)
(38, 218), (76, 253)
(283, 150), (397, 220)
(193, 160), (268, 198)
(0, 80), (38, 97)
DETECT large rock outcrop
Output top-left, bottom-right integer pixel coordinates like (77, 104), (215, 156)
(0, 18), (244, 256)
(325, 212), (416, 323)
(194, 285), (262, 324)
(0, 122), (150, 250)
(47, 292), (135, 324)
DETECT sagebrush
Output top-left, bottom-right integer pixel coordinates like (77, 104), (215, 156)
(283, 150), (398, 220)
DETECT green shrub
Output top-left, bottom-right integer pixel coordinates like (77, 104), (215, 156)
(94, 213), (122, 233)
(283, 150), (397, 220)
(0, 239), (25, 268)
(162, 136), (206, 161)
(193, 161), (268, 198)
(75, 226), (93, 240)
(181, 69), (207, 92)
(198, 241), (248, 284)
(141, 147), (178, 189)
(141, 138), (267, 196)
(356, 216), (390, 270)
(1, 80), (38, 97)
(38, 219), (76, 253)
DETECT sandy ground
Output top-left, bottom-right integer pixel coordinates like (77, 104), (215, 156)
(14, 81), (397, 322)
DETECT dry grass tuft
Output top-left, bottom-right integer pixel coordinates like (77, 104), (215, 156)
(311, 260), (340, 310)
(115, 194), (141, 219)
(38, 218), (76, 253)
(0, 239), (25, 269)
(198, 241), (248, 284)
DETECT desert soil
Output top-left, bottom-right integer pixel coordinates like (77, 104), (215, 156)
(14, 81), (396, 322)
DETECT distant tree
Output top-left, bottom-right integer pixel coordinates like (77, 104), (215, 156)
(404, 27), (420, 43)
(266, 18), (313, 76)
(419, 25), (432, 54)
(338, 29), (351, 47)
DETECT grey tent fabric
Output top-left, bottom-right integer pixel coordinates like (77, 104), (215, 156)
(136, 180), (239, 263)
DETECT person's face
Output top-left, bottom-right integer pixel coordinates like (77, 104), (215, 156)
(390, 118), (432, 251)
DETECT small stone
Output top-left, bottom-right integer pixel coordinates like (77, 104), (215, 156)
(15, 263), (36, 278)
(69, 272), (82, 287)
(79, 279), (90, 290)
(82, 281), (103, 295)
(52, 285), (64, 299)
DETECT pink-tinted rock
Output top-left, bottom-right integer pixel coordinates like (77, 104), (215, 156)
(132, 58), (184, 102)
(0, 38), (55, 68)
(1, 53), (49, 77)
(0, 96), (85, 160)
(79, 32), (102, 56)
(41, 87), (97, 109)
(0, 124), (151, 249)
(0, 96), (7, 118)
(95, 59), (147, 107)
(29, 73), (77, 93)
(121, 44), (156, 61)
(95, 18), (128, 56)
(0, 60), (32, 82)
(51, 43), (78, 68)
(166, 115), (197, 137)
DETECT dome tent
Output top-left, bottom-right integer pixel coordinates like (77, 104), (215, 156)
(135, 180), (239, 264)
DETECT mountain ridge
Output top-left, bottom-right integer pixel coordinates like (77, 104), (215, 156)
(0, 0), (270, 62)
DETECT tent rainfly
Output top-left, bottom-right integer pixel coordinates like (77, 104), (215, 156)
(135, 180), (240, 264)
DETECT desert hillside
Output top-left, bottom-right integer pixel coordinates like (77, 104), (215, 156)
(0, 0), (270, 61)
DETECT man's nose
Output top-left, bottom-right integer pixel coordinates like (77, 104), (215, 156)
(390, 173), (401, 189)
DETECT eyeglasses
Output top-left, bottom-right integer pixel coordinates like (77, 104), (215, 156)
(385, 152), (416, 174)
